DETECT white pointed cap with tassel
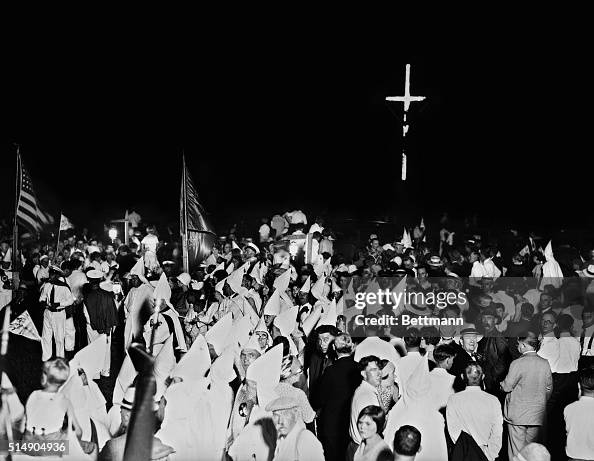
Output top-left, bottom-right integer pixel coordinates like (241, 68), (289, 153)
(130, 257), (145, 277)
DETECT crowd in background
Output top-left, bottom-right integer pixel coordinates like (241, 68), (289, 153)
(1, 208), (594, 461)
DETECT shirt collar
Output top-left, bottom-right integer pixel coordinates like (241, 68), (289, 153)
(465, 386), (482, 391)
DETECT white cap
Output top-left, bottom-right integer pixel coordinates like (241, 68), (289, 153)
(263, 289), (281, 316)
(234, 315), (255, 349)
(130, 257), (145, 277)
(210, 346), (236, 384)
(171, 335), (211, 382)
(246, 343), (283, 385)
(273, 306), (298, 337)
(99, 281), (113, 292)
(382, 244), (395, 251)
(190, 281), (204, 291)
(231, 241), (240, 251)
(205, 312), (233, 355)
(153, 273), (171, 301)
(299, 276), (311, 293)
(2, 248), (12, 263)
(273, 268), (291, 293)
(246, 243), (260, 254)
(226, 267), (245, 294)
(348, 265), (358, 274)
(254, 316), (268, 334)
(86, 269), (104, 280)
(317, 298), (337, 327)
(39, 255), (49, 261)
(177, 273), (191, 286)
(310, 276), (327, 301)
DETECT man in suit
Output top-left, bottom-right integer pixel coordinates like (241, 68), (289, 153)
(450, 327), (481, 392)
(478, 307), (512, 400)
(311, 332), (362, 461)
(500, 331), (553, 460)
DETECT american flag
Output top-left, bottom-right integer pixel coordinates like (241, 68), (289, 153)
(16, 152), (54, 233)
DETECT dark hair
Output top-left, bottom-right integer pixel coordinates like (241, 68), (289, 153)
(579, 366), (594, 391)
(357, 405), (386, 437)
(464, 363), (484, 386)
(393, 425), (422, 456)
(359, 355), (380, 371)
(404, 328), (421, 348)
(556, 314), (574, 332)
(315, 325), (340, 337)
(518, 331), (540, 350)
(419, 326), (440, 346)
(521, 302), (534, 318)
(433, 343), (457, 364)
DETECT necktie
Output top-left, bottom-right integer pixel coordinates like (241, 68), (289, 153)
(49, 285), (55, 307)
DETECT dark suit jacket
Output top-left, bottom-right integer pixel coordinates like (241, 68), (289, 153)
(99, 434), (174, 461)
(450, 342), (477, 392)
(477, 331), (512, 396)
(311, 355), (362, 437)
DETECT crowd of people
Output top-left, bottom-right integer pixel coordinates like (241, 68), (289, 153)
(1, 209), (594, 461)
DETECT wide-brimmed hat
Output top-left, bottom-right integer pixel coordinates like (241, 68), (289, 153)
(583, 265), (594, 278)
(427, 255), (443, 267)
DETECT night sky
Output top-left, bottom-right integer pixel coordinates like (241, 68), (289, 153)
(2, 36), (592, 237)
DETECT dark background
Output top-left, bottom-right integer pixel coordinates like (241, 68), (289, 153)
(2, 34), (592, 239)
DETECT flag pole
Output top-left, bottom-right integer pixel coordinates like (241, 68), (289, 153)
(56, 211), (62, 256)
(12, 145), (20, 291)
(181, 153), (189, 273)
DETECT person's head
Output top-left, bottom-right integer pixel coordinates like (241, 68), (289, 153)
(370, 238), (380, 250)
(518, 331), (539, 354)
(41, 358), (70, 390)
(463, 363), (484, 387)
(432, 343), (456, 370)
(40, 255), (49, 267)
(404, 328), (421, 351)
(540, 311), (557, 336)
(271, 403), (300, 438)
(539, 292), (553, 311)
(333, 332), (354, 357)
(582, 307), (594, 328)
(357, 405), (386, 441)
(315, 325), (339, 355)
(240, 348), (261, 372)
(579, 366), (594, 397)
(481, 307), (498, 333)
(460, 328), (479, 353)
(520, 302), (534, 320)
(556, 313), (574, 335)
(256, 330), (270, 350)
(416, 265), (428, 280)
(359, 355), (381, 387)
(476, 294), (492, 308)
(393, 425), (422, 461)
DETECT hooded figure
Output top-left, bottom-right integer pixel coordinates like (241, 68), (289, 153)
(541, 241), (564, 289)
(153, 273), (188, 353)
(383, 356), (448, 461)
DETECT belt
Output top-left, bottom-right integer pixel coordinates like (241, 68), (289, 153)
(46, 306), (64, 313)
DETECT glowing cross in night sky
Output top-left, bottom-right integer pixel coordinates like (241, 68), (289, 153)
(385, 64), (426, 180)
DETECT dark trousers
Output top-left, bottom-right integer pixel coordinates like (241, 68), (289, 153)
(546, 372), (579, 459)
(320, 434), (349, 461)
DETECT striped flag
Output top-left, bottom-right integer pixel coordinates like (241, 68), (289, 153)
(180, 155), (216, 269)
(16, 153), (54, 233)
